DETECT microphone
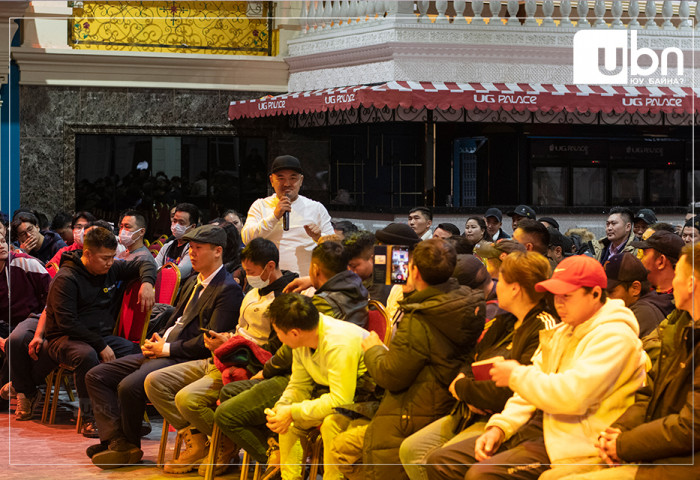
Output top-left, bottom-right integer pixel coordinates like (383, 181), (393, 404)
(282, 193), (290, 231)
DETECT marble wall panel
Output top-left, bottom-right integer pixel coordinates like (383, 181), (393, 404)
(19, 85), (290, 217)
(20, 86), (81, 138)
(126, 88), (176, 125)
(173, 90), (226, 126)
(79, 87), (130, 125)
(19, 137), (64, 214)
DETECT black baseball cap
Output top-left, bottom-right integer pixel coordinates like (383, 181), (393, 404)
(539, 217), (559, 230)
(182, 225), (227, 247)
(507, 205), (536, 220)
(604, 253), (649, 291)
(548, 227), (572, 252)
(270, 155), (303, 174)
(484, 208), (503, 223)
(375, 223), (421, 246)
(634, 208), (657, 226)
(630, 230), (684, 260)
(684, 216), (700, 231)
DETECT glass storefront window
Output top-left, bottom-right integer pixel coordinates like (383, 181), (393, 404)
(532, 167), (567, 206)
(573, 168), (606, 206)
(648, 169), (680, 206)
(75, 134), (267, 232)
(611, 169), (643, 206)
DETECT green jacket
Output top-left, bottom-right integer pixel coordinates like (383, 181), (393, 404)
(361, 278), (485, 480)
(613, 310), (699, 478)
(594, 228), (637, 264)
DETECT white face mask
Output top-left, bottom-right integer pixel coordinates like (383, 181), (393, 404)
(119, 228), (143, 248)
(171, 223), (189, 239)
(247, 267), (270, 290)
(73, 228), (84, 247)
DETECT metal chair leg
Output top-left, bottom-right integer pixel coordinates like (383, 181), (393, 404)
(240, 451), (251, 480)
(203, 423), (223, 480)
(157, 419), (170, 467)
(252, 460), (262, 480)
(75, 406), (83, 433)
(173, 430), (184, 460)
(307, 432), (323, 480)
(63, 375), (75, 402)
(48, 367), (64, 424)
(41, 371), (55, 423)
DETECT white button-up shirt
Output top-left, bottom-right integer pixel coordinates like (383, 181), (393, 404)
(241, 194), (334, 275)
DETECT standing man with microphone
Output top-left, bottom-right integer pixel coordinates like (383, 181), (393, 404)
(242, 155), (334, 276)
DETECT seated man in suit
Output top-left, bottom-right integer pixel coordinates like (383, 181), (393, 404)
(85, 225), (243, 468)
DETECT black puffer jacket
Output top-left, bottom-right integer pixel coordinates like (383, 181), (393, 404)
(361, 278), (485, 480)
(314, 270), (369, 328)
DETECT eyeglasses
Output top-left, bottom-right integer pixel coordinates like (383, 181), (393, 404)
(17, 224), (37, 240)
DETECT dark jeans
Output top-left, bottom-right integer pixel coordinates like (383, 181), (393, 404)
(214, 375), (290, 464)
(4, 316), (57, 396)
(85, 353), (178, 446)
(425, 412), (550, 480)
(46, 334), (138, 415)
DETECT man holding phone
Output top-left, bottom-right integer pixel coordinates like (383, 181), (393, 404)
(241, 155), (334, 276)
(85, 225), (242, 468)
(353, 238), (485, 480)
(144, 238), (298, 475)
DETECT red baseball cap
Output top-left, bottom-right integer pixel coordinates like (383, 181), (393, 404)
(535, 255), (607, 294)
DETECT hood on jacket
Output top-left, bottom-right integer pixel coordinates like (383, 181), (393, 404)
(399, 277), (485, 346)
(316, 269), (368, 300)
(59, 250), (86, 273)
(554, 297), (640, 340)
(260, 269), (299, 297)
(637, 289), (675, 316)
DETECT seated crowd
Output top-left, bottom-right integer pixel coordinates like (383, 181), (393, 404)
(0, 158), (697, 480)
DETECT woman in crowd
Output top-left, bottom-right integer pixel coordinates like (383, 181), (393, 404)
(464, 216), (492, 250)
(399, 250), (558, 480)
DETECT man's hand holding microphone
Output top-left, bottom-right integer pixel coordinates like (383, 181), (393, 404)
(274, 193), (292, 231)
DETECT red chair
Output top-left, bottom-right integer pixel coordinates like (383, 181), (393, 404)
(113, 280), (153, 345)
(155, 262), (181, 305)
(44, 281), (152, 430)
(45, 261), (59, 278)
(367, 300), (392, 346)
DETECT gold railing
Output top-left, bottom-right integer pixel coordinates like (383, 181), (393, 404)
(70, 1), (277, 56)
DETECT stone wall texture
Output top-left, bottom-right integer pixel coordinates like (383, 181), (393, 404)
(19, 85), (267, 217)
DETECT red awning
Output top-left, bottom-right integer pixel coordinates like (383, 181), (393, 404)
(228, 81), (698, 120)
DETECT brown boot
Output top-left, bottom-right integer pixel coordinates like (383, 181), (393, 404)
(197, 434), (238, 477)
(163, 428), (209, 474)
